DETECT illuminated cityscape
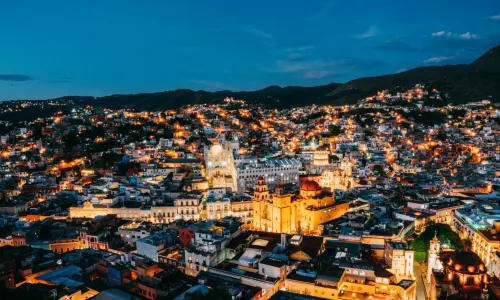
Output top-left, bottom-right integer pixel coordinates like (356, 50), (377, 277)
(0, 82), (498, 300)
(0, 2), (499, 300)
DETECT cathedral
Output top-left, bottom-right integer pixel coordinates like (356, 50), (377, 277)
(319, 156), (355, 191)
(252, 177), (349, 234)
(203, 140), (237, 190)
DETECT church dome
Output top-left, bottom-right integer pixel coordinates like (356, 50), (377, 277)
(447, 250), (486, 274)
(301, 179), (321, 192)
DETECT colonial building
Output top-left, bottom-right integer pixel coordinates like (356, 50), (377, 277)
(252, 177), (349, 234)
(236, 158), (301, 192)
(428, 234), (489, 299)
(204, 141), (237, 190)
(312, 150), (329, 166)
(206, 195), (230, 220)
(472, 221), (500, 269)
(384, 241), (415, 281)
(320, 157), (355, 191)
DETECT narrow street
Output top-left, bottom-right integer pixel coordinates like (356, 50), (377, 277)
(414, 261), (429, 300)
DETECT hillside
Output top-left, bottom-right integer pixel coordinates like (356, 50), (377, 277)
(85, 82), (343, 110)
(2, 45), (499, 115)
(324, 65), (465, 104)
(433, 45), (500, 104)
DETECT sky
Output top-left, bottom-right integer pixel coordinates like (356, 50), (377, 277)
(0, 0), (499, 100)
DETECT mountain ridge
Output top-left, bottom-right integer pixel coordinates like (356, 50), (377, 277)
(4, 45), (500, 110)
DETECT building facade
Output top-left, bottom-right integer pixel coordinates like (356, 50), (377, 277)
(236, 158), (300, 192)
(252, 177), (349, 234)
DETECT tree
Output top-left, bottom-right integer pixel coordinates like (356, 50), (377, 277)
(373, 165), (385, 176)
(328, 125), (342, 136)
(63, 132), (79, 149)
(330, 155), (340, 163)
(411, 223), (464, 262)
(166, 172), (174, 181)
(361, 156), (367, 167)
(101, 152), (122, 167)
(39, 225), (52, 240)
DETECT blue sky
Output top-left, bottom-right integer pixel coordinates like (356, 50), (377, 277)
(0, 0), (499, 99)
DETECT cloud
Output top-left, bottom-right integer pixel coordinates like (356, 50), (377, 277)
(423, 56), (455, 64)
(431, 31), (446, 37)
(272, 60), (327, 73)
(395, 68), (408, 73)
(490, 15), (500, 20)
(237, 26), (273, 40)
(268, 58), (385, 74)
(302, 70), (335, 80)
(284, 45), (315, 52)
(431, 31), (478, 40)
(191, 80), (236, 91)
(458, 32), (477, 40)
(287, 52), (307, 61)
(0, 74), (33, 82)
(356, 26), (377, 39)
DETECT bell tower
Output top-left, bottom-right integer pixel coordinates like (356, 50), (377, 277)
(253, 176), (270, 231)
(273, 179), (290, 207)
(254, 176), (269, 201)
(427, 231), (441, 283)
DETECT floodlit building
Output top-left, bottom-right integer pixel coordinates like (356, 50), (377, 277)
(252, 177), (349, 234)
(428, 235), (489, 299)
(204, 142), (237, 190)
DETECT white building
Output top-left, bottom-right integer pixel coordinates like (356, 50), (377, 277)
(143, 167), (174, 176)
(175, 193), (203, 220)
(384, 241), (414, 281)
(206, 196), (230, 220)
(236, 158), (301, 192)
(136, 231), (176, 262)
(204, 142), (237, 190)
(184, 230), (228, 276)
(117, 222), (151, 245)
(158, 138), (173, 149)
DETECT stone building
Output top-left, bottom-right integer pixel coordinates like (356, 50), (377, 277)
(252, 177), (349, 234)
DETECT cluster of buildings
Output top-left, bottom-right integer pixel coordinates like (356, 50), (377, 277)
(0, 86), (498, 299)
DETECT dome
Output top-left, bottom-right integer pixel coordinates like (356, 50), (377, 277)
(447, 250), (486, 274)
(301, 180), (321, 192)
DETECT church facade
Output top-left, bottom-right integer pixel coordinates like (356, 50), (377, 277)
(203, 141), (237, 190)
(320, 157), (355, 191)
(427, 233), (489, 299)
(252, 177), (349, 234)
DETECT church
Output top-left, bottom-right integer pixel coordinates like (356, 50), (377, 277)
(427, 233), (489, 299)
(319, 156), (355, 191)
(252, 176), (349, 234)
(203, 140), (237, 190)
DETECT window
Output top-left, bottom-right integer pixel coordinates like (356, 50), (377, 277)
(262, 268), (265, 274)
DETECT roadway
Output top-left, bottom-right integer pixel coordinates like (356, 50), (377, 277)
(414, 261), (430, 300)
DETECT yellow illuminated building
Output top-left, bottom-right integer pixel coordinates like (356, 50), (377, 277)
(252, 177), (349, 234)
